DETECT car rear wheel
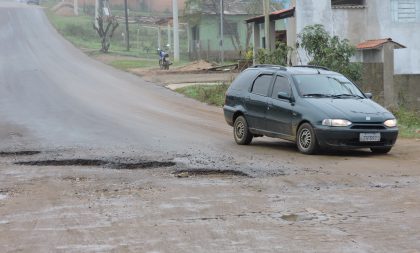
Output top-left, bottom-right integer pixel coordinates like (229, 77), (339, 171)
(370, 147), (392, 154)
(297, 123), (319, 155)
(233, 116), (253, 145)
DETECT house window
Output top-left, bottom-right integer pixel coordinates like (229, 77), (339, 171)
(391, 0), (420, 23)
(223, 21), (239, 36)
(331, 0), (365, 8)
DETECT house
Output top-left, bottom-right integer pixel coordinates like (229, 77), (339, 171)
(286, 0), (420, 74)
(138, 0), (185, 13)
(78, 0), (184, 14)
(184, 0), (268, 61)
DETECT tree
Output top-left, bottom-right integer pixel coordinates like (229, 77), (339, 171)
(93, 0), (119, 53)
(256, 41), (292, 66)
(298, 24), (362, 81)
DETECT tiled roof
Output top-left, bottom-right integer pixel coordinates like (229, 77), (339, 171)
(357, 38), (406, 50)
(187, 0), (253, 15)
(245, 7), (295, 23)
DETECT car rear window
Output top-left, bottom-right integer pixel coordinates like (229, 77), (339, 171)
(229, 69), (259, 91)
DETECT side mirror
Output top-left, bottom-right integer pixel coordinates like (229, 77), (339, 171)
(364, 92), (373, 99)
(278, 92), (293, 101)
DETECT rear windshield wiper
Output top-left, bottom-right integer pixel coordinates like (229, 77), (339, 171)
(302, 93), (333, 98)
(332, 94), (364, 99)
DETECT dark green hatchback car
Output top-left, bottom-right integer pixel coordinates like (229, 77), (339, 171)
(223, 65), (398, 154)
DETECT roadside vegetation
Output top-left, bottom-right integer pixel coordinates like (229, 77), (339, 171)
(109, 59), (156, 70)
(175, 84), (229, 107)
(393, 108), (420, 138)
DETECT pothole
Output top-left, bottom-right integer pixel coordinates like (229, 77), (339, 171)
(0, 189), (10, 200)
(0, 151), (41, 156)
(15, 159), (176, 170)
(281, 214), (299, 222)
(61, 176), (89, 182)
(173, 169), (250, 178)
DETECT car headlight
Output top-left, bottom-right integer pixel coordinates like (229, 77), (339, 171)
(384, 119), (397, 128)
(322, 119), (352, 127)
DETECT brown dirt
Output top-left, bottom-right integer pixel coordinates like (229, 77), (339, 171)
(175, 60), (216, 72)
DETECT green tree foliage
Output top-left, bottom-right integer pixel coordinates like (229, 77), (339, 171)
(256, 42), (292, 66)
(298, 24), (362, 81)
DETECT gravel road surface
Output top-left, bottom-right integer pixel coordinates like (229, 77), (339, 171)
(1, 2), (420, 252)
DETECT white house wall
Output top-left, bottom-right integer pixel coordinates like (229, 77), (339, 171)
(293, 0), (420, 74)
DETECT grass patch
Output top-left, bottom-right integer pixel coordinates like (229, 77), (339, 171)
(392, 108), (420, 138)
(109, 59), (156, 70)
(175, 84), (229, 107)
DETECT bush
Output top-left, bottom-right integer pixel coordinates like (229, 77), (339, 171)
(256, 42), (291, 66)
(298, 24), (362, 81)
(176, 84), (229, 107)
(392, 108), (420, 138)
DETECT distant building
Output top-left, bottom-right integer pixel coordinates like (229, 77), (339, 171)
(78, 0), (184, 14)
(287, 0), (420, 74)
(185, 0), (287, 61)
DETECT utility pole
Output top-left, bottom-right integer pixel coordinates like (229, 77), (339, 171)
(74, 0), (78, 16)
(219, 0), (224, 64)
(263, 0), (270, 51)
(124, 0), (130, 51)
(172, 0), (180, 63)
(94, 0), (99, 29)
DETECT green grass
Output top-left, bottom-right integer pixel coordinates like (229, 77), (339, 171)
(109, 59), (156, 70)
(46, 10), (192, 64)
(175, 84), (229, 107)
(392, 108), (420, 138)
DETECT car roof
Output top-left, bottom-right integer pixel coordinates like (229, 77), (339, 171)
(247, 65), (340, 76)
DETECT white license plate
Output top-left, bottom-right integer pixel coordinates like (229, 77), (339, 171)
(360, 133), (381, 142)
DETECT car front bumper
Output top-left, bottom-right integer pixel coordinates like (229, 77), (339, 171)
(315, 127), (398, 149)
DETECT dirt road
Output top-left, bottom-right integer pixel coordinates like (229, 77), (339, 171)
(1, 2), (420, 252)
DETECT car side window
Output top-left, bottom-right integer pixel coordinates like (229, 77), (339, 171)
(251, 74), (273, 96)
(271, 75), (291, 99)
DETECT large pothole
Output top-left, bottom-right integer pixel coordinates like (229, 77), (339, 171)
(0, 151), (41, 156)
(173, 169), (250, 178)
(15, 159), (176, 170)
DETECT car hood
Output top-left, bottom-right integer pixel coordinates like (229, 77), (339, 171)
(306, 98), (394, 122)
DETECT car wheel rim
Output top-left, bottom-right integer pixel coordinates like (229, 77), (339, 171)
(235, 121), (244, 139)
(299, 129), (311, 150)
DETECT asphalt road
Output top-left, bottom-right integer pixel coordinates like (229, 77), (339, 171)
(0, 2), (226, 151)
(0, 1), (296, 172)
(1, 2), (420, 252)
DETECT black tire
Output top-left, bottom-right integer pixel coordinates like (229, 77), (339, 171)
(370, 147), (392, 154)
(297, 123), (319, 155)
(233, 116), (253, 145)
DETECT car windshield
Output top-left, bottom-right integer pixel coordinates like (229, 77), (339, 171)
(293, 74), (365, 99)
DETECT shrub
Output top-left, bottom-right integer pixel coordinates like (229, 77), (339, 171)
(298, 24), (362, 81)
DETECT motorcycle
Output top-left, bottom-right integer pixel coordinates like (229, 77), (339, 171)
(158, 49), (172, 70)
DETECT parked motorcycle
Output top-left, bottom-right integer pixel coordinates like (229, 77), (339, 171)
(157, 48), (172, 70)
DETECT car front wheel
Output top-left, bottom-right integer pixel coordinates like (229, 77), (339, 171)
(233, 116), (253, 145)
(297, 123), (319, 155)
